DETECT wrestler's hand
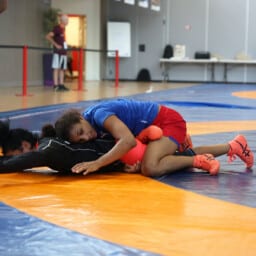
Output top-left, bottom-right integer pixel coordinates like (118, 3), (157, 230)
(72, 161), (100, 176)
(123, 161), (141, 173)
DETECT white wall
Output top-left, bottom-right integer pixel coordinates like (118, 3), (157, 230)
(52, 0), (101, 81)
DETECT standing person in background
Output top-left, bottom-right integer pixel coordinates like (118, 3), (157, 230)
(46, 14), (70, 91)
(0, 0), (7, 13)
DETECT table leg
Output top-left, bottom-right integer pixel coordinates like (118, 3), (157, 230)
(211, 63), (215, 82)
(161, 63), (169, 82)
(223, 63), (228, 83)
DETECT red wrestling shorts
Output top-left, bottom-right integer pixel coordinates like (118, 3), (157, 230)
(152, 105), (187, 146)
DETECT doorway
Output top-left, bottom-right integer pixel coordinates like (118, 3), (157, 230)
(65, 15), (86, 79)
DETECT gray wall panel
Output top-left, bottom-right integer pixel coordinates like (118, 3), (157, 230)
(208, 0), (247, 82)
(169, 0), (207, 56)
(246, 0), (256, 82)
(136, 8), (164, 80)
(168, 0), (208, 81)
(208, 0), (246, 57)
(0, 0), (46, 86)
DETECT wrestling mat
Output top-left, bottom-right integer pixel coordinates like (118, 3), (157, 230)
(0, 83), (255, 256)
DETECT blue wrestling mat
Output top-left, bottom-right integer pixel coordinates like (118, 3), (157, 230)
(1, 83), (256, 255)
(0, 202), (159, 256)
(1, 83), (256, 129)
(0, 83), (255, 208)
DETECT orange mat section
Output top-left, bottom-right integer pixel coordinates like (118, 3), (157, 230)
(188, 120), (256, 135)
(1, 170), (256, 256)
(233, 90), (256, 99)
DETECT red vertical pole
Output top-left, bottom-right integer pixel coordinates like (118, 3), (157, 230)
(115, 50), (119, 88)
(22, 45), (28, 96)
(78, 48), (84, 91)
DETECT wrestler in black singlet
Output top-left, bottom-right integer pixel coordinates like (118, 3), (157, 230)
(0, 137), (123, 174)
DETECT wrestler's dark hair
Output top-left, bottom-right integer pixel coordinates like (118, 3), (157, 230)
(41, 123), (56, 138)
(55, 109), (82, 141)
(0, 119), (10, 147)
(0, 120), (37, 155)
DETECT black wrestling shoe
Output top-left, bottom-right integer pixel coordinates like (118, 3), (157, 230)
(58, 84), (70, 91)
(53, 85), (59, 91)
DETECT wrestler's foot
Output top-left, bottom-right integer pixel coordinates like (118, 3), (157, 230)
(228, 135), (254, 168)
(179, 133), (193, 152)
(136, 125), (163, 144)
(193, 154), (220, 175)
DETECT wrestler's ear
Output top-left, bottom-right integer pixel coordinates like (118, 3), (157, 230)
(21, 141), (34, 153)
(0, 119), (10, 147)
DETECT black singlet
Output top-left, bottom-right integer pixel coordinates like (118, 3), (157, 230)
(0, 137), (123, 174)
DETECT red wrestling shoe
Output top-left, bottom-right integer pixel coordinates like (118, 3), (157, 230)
(228, 135), (254, 169)
(193, 154), (220, 175)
